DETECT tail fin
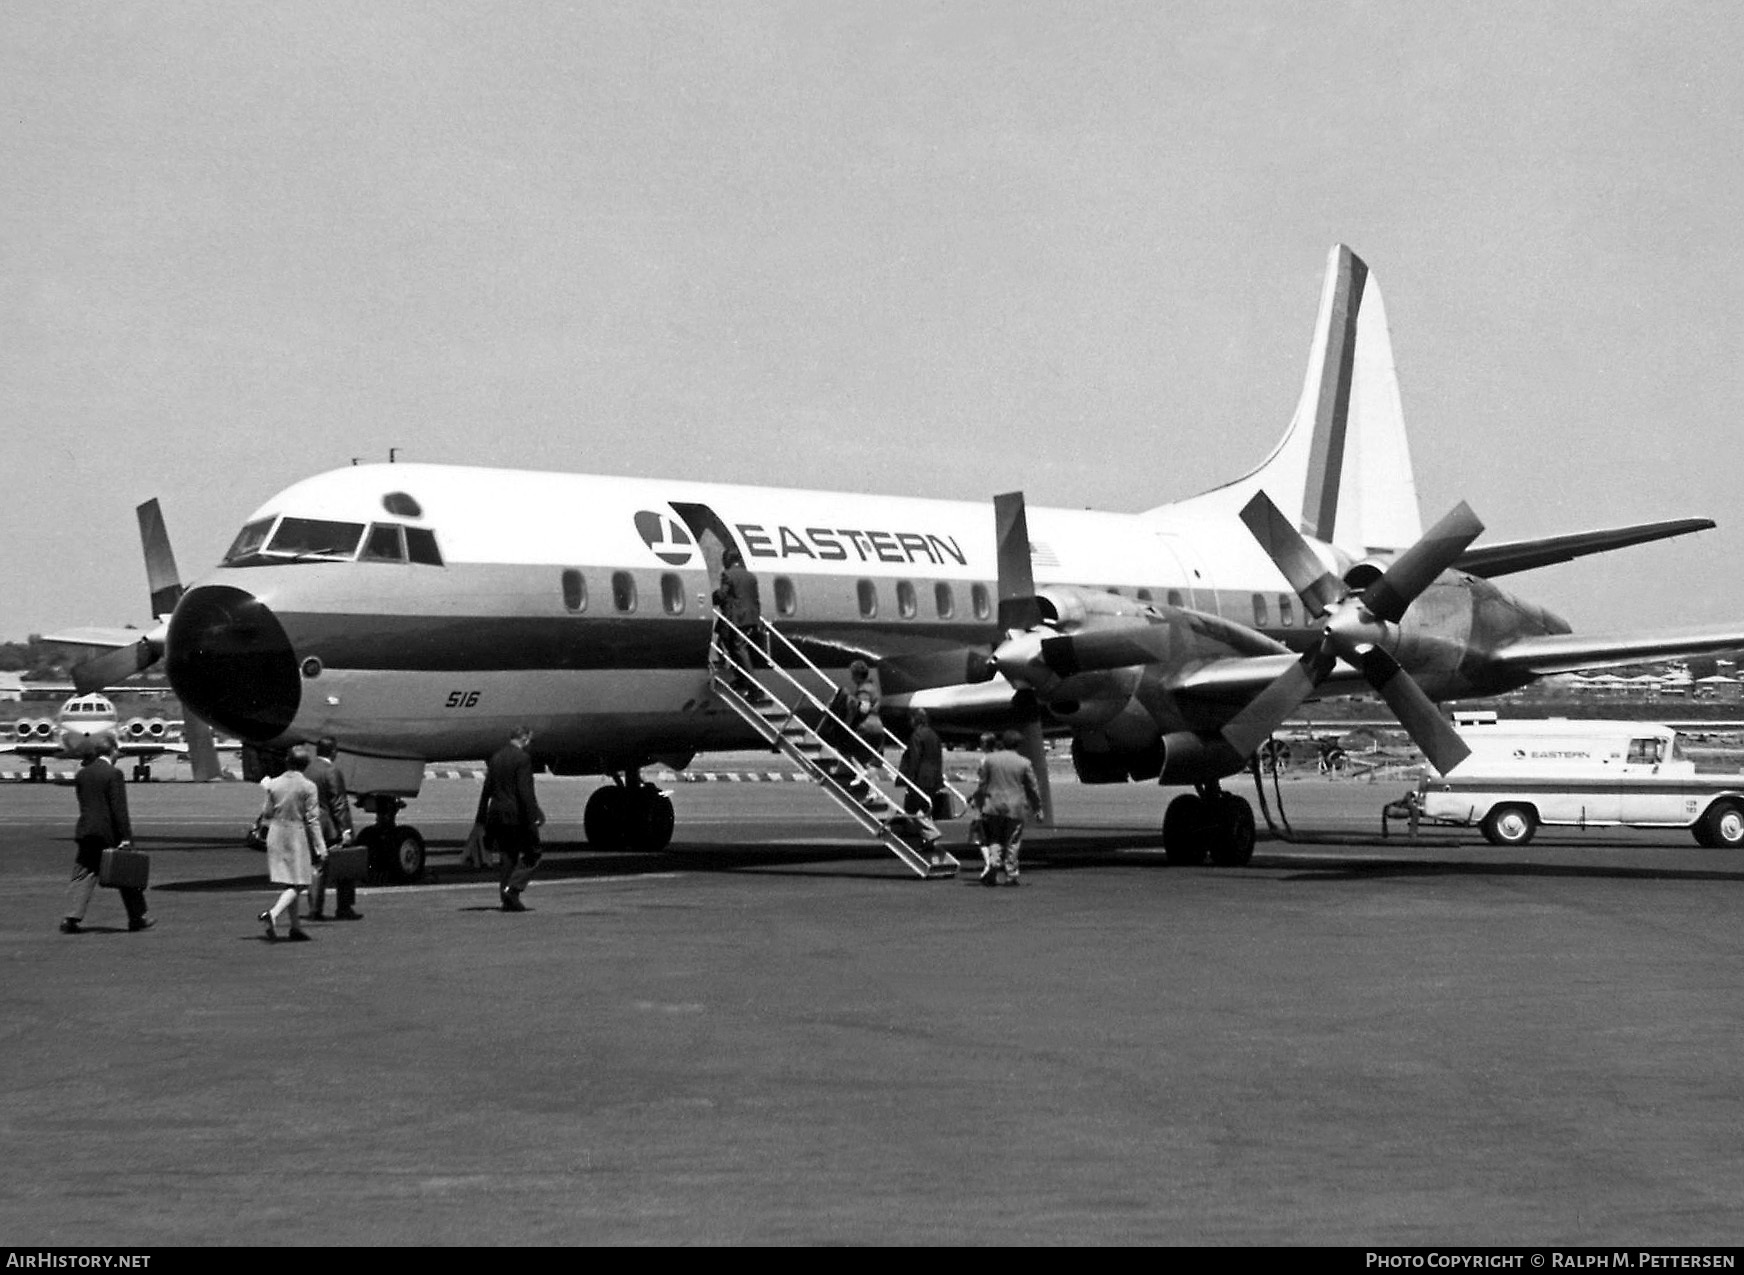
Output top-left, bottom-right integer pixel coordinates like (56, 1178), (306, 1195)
(1158, 245), (1422, 554)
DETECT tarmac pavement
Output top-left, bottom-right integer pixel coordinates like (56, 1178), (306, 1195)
(4, 772), (1744, 1245)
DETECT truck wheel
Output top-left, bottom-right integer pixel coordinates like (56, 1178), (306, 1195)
(1697, 800), (1744, 849)
(1481, 804), (1537, 847)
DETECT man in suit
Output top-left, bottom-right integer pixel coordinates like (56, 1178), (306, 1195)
(898, 708), (945, 817)
(474, 726), (544, 912)
(970, 730), (1045, 888)
(305, 737), (360, 921)
(713, 547), (764, 693)
(62, 740), (152, 933)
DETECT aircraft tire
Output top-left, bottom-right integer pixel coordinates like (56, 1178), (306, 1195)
(1162, 793), (1210, 865)
(1696, 799), (1744, 849)
(1209, 793), (1256, 866)
(1481, 803), (1537, 847)
(628, 787), (676, 853)
(584, 784), (630, 849)
(386, 827), (427, 882)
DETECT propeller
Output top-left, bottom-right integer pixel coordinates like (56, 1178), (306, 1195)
(68, 500), (223, 781)
(1220, 492), (1483, 774)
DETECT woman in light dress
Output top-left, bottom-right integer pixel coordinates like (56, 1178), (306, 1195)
(257, 748), (326, 941)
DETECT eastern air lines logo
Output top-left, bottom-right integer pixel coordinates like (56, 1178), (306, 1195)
(634, 511), (696, 566)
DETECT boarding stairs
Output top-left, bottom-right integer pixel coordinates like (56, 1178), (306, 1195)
(709, 611), (963, 879)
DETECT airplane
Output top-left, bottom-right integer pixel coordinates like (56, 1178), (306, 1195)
(2, 692), (219, 783)
(52, 244), (1744, 878)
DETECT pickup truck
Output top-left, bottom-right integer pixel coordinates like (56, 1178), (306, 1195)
(1395, 716), (1744, 847)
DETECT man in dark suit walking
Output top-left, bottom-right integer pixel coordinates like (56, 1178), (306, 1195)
(62, 740), (152, 933)
(305, 737), (360, 921)
(474, 726), (544, 912)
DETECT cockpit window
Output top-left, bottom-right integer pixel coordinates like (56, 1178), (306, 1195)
(267, 518), (365, 561)
(361, 524), (406, 562)
(404, 527), (443, 566)
(224, 518), (274, 563)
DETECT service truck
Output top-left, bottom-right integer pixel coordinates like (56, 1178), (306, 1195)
(1401, 714), (1744, 847)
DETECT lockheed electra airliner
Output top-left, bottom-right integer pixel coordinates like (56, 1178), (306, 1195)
(58, 245), (1744, 877)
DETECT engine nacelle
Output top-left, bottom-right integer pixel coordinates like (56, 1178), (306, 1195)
(1071, 736), (1160, 784)
(123, 718), (148, 739)
(1157, 731), (1246, 785)
(31, 719), (53, 739)
(146, 718), (167, 738)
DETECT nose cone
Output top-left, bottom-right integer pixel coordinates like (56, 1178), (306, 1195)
(166, 585), (300, 741)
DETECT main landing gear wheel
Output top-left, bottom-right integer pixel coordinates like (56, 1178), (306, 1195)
(1694, 799), (1744, 849)
(1162, 789), (1256, 866)
(360, 807), (427, 883)
(585, 781), (675, 853)
(1480, 803), (1538, 847)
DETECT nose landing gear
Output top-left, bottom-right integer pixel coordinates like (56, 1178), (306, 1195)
(583, 772), (676, 852)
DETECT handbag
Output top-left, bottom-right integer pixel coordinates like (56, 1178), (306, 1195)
(99, 846), (150, 890)
(245, 819), (268, 852)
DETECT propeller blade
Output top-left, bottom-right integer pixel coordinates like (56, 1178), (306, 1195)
(1359, 501), (1484, 624)
(994, 491), (1040, 633)
(1355, 646), (1471, 774)
(137, 499), (185, 619)
(71, 638), (159, 694)
(1038, 625), (1171, 678)
(1238, 491), (1344, 618)
(183, 712), (221, 782)
(1018, 718), (1053, 825)
(1219, 645), (1339, 759)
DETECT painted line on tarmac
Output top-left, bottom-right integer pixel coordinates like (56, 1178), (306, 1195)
(357, 872), (682, 896)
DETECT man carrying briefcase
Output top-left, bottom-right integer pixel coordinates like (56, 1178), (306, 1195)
(306, 737), (363, 921)
(62, 740), (152, 934)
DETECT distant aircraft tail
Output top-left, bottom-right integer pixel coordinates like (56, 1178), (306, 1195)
(1159, 244), (1422, 554)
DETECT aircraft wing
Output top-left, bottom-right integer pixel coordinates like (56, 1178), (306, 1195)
(1164, 654), (1371, 703)
(1452, 518), (1713, 579)
(1484, 625), (1744, 677)
(40, 626), (149, 650)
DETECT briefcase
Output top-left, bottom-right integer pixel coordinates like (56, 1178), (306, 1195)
(322, 845), (369, 883)
(98, 847), (150, 890)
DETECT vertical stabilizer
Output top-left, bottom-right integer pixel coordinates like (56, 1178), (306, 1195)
(1156, 245), (1422, 554)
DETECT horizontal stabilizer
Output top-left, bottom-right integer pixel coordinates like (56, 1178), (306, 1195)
(1487, 625), (1744, 678)
(1454, 518), (1713, 579)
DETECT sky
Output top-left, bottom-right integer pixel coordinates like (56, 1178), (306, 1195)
(4, 2), (1743, 639)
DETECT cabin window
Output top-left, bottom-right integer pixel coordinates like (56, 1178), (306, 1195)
(857, 579), (878, 619)
(971, 583), (991, 621)
(1136, 588), (1152, 602)
(382, 492), (423, 518)
(612, 571), (638, 613)
(1279, 595), (1295, 627)
(267, 517), (365, 561)
(405, 527), (444, 566)
(1252, 594), (1269, 627)
(1167, 589), (1184, 607)
(896, 581), (917, 619)
(361, 524), (406, 562)
(224, 518), (274, 563)
(774, 576), (797, 617)
(561, 570), (586, 613)
(934, 583), (955, 619)
(660, 573), (685, 615)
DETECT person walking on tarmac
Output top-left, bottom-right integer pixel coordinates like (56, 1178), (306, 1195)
(62, 740), (152, 934)
(305, 737), (359, 921)
(713, 548), (764, 694)
(970, 730), (1044, 887)
(474, 726), (544, 912)
(257, 747), (325, 940)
